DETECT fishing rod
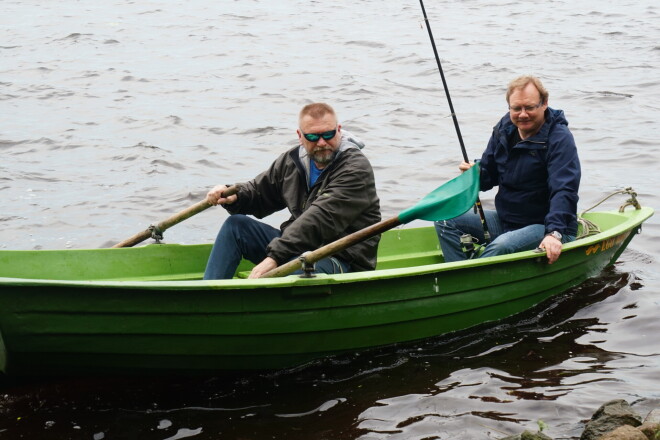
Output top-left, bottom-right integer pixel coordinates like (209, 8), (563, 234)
(418, 0), (491, 243)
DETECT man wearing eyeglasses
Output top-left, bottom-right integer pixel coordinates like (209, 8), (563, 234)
(435, 75), (581, 264)
(203, 102), (381, 279)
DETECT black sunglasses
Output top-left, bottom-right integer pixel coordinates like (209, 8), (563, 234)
(302, 128), (337, 142)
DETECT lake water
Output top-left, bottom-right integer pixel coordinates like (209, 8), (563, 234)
(1, 1), (659, 439)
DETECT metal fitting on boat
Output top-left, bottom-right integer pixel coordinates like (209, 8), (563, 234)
(148, 224), (164, 244)
(298, 252), (316, 278)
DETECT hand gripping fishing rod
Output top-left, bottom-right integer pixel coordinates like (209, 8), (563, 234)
(418, 0), (491, 243)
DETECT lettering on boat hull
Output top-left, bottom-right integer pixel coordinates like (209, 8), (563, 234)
(585, 232), (630, 256)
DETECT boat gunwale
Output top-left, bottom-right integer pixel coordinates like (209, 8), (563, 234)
(0, 206), (653, 290)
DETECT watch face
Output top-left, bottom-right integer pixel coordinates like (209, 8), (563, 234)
(547, 231), (562, 240)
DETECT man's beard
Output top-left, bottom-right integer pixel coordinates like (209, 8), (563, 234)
(311, 147), (337, 166)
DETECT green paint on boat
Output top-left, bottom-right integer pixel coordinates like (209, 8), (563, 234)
(0, 207), (653, 376)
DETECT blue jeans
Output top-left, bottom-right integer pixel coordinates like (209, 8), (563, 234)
(434, 209), (572, 262)
(203, 214), (351, 280)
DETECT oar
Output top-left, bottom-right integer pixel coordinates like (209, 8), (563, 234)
(112, 186), (239, 248)
(261, 166), (480, 278)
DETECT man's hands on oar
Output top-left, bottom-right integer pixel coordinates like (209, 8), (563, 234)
(248, 257), (278, 279)
(112, 185), (239, 248)
(206, 185), (238, 207)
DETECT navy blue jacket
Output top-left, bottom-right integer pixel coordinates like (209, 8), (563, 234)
(479, 108), (581, 236)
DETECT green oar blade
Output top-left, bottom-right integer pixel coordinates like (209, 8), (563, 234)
(398, 165), (480, 224)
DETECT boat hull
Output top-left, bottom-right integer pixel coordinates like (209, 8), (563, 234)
(0, 207), (653, 375)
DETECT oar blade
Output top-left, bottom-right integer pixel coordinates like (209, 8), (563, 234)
(398, 165), (480, 223)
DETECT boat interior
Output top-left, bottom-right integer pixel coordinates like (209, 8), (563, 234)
(0, 210), (639, 283)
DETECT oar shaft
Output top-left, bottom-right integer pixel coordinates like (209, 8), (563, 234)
(112, 186), (239, 248)
(261, 216), (402, 278)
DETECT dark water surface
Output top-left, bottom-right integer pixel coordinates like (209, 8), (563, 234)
(1, 1), (659, 439)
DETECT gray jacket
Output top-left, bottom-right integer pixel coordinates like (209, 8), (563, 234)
(226, 131), (381, 271)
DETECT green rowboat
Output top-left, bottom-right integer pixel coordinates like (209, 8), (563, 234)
(0, 204), (653, 376)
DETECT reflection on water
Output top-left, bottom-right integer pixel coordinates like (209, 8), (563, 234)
(1, 0), (659, 439)
(354, 268), (641, 439)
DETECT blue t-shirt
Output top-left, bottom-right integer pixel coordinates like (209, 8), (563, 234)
(309, 160), (323, 187)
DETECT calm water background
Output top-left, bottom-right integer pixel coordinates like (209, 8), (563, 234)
(1, 1), (659, 439)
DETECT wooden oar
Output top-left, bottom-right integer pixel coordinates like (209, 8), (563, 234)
(261, 217), (400, 278)
(262, 166), (480, 278)
(112, 186), (239, 248)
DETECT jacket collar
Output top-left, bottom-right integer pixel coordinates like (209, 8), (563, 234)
(296, 129), (365, 182)
(497, 107), (566, 146)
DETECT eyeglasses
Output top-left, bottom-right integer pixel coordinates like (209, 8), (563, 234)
(508, 101), (544, 114)
(301, 128), (337, 142)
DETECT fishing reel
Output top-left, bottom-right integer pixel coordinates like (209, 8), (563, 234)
(460, 234), (477, 259)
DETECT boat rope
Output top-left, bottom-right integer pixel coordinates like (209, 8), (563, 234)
(576, 187), (641, 239)
(576, 218), (601, 239)
(580, 187), (641, 215)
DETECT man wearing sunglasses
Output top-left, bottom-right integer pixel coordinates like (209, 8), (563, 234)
(435, 75), (581, 264)
(203, 102), (381, 279)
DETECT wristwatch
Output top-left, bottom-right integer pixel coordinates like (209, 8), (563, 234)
(546, 231), (562, 241)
